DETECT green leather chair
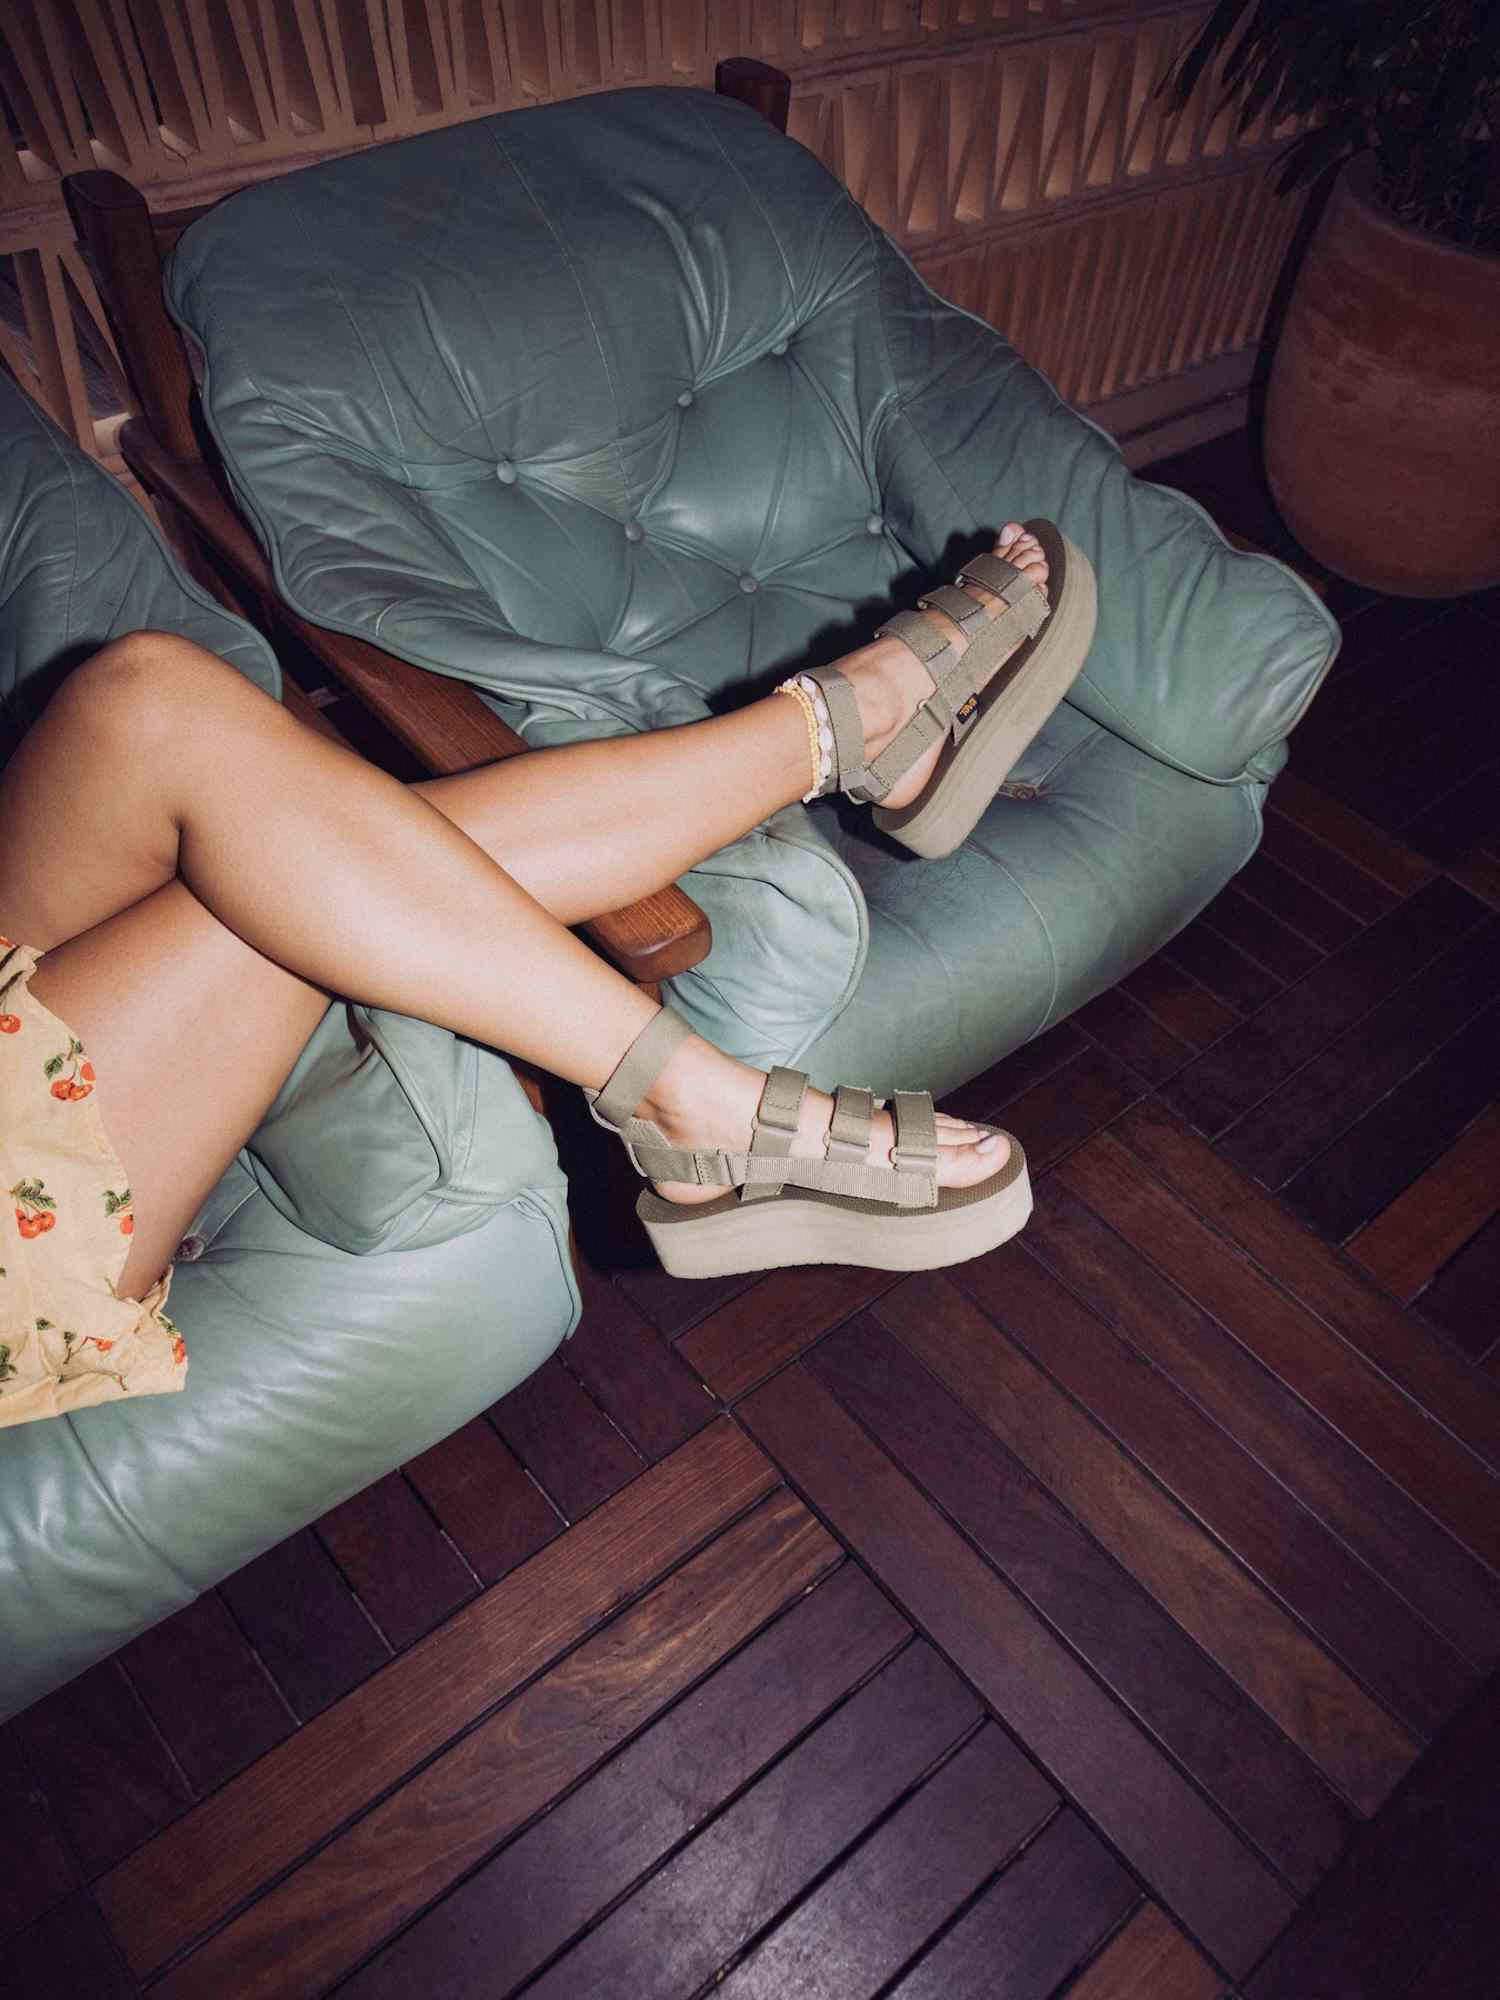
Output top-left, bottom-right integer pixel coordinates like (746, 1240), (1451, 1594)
(0, 377), (578, 1721)
(163, 84), (1339, 1098)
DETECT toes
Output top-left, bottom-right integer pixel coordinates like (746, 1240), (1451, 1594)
(994, 527), (1049, 597)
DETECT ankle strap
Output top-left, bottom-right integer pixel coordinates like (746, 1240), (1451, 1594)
(593, 1007), (694, 1127)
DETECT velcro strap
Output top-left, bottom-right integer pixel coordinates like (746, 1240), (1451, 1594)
(592, 1007), (694, 1129)
(741, 1064), (807, 1202)
(890, 1090), (939, 1179)
(806, 666), (867, 796)
(620, 1138), (738, 1185)
(825, 1086), (874, 1162)
(919, 582), (989, 633)
(878, 608), (952, 669)
(955, 551), (1028, 602)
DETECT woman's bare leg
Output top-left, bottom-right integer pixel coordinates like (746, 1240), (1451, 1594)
(0, 527), (1045, 1294)
(414, 522), (1048, 922)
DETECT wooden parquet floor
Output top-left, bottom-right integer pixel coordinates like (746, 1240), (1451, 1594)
(5, 433), (1499, 1999)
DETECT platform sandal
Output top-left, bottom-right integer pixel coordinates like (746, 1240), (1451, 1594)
(587, 1007), (1032, 1280)
(788, 517), (1097, 859)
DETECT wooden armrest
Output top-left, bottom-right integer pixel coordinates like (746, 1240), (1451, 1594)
(121, 423), (711, 983)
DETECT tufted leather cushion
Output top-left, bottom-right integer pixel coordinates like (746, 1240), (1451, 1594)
(169, 85), (1334, 781)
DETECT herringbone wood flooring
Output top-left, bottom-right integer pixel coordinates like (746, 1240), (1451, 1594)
(5, 433), (1499, 1999)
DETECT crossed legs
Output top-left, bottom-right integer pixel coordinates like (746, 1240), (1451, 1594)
(0, 529), (1047, 1298)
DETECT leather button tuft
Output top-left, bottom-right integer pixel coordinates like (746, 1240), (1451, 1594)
(1009, 783), (1038, 801)
(676, 390), (694, 408)
(771, 339), (789, 357)
(495, 458), (518, 485)
(865, 514), (884, 536)
(738, 574), (759, 594)
(176, 1234), (206, 1262)
(625, 521), (644, 543)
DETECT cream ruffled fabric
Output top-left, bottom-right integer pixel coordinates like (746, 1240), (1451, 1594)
(0, 940), (184, 1430)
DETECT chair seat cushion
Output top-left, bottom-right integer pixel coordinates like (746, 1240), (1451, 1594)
(0, 1157), (577, 1722)
(247, 1001), (565, 1253)
(673, 703), (1263, 1097)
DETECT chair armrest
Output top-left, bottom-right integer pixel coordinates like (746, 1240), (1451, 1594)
(121, 423), (711, 984)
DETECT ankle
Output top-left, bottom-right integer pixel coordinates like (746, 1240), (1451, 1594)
(844, 637), (925, 762)
(634, 1037), (761, 1151)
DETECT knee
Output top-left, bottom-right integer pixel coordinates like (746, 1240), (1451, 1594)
(58, 631), (242, 749)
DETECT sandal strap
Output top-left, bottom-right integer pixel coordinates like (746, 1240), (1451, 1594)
(921, 582), (991, 634)
(826, 1084), (874, 1160)
(891, 1090), (939, 1176)
(858, 563), (1049, 804)
(740, 1075), (937, 1206)
(740, 1065), (807, 1203)
(607, 1064), (940, 1211)
(956, 556), (1050, 639)
(796, 665), (870, 801)
(590, 1005), (694, 1129)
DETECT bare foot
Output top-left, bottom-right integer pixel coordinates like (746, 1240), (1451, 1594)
(840, 522), (1050, 812)
(634, 1032), (1010, 1207)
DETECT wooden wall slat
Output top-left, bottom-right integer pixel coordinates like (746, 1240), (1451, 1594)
(4, 1), (1307, 472)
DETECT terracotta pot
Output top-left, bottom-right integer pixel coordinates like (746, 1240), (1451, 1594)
(1264, 156), (1500, 597)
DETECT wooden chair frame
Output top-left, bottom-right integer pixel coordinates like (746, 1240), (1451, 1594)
(61, 61), (789, 986)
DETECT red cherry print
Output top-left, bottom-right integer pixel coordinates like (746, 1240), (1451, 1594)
(68, 1082), (92, 1101)
(50, 1079), (72, 1100)
(18, 1216), (41, 1239)
(120, 1214), (134, 1236)
(0, 1015), (20, 1033)
(37, 1212), (56, 1232)
(80, 1060), (96, 1082)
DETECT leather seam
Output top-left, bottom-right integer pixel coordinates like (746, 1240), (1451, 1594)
(480, 121), (636, 518)
(281, 182), (406, 461)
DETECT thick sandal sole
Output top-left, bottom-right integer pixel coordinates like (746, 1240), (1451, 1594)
(637, 1142), (1031, 1280)
(873, 521), (1097, 860)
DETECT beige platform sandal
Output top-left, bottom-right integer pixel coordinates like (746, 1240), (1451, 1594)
(588, 1008), (1032, 1280)
(791, 518), (1097, 859)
